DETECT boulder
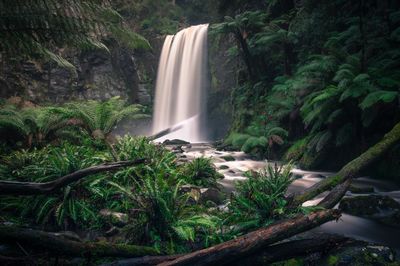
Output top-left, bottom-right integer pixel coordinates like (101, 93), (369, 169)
(221, 155), (235, 161)
(200, 188), (224, 205)
(219, 165), (229, 170)
(339, 195), (400, 227)
(163, 139), (190, 145)
(349, 185), (374, 194)
(320, 244), (396, 266)
(99, 209), (129, 227)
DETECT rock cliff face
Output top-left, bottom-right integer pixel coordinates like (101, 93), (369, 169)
(0, 43), (157, 106)
(207, 32), (238, 140)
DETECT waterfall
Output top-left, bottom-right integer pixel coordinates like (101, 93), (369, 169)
(152, 24), (209, 142)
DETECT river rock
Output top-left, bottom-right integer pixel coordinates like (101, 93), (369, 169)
(200, 188), (224, 205)
(219, 165), (229, 170)
(221, 155), (235, 161)
(339, 195), (400, 227)
(172, 145), (184, 153)
(320, 244), (396, 266)
(163, 139), (190, 145)
(349, 185), (374, 194)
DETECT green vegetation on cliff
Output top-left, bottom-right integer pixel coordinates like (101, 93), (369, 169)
(212, 0), (400, 175)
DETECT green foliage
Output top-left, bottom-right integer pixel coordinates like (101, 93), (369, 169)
(0, 0), (150, 72)
(0, 142), (112, 229)
(227, 163), (294, 232)
(110, 162), (219, 253)
(0, 104), (73, 147)
(180, 157), (222, 188)
(116, 0), (183, 35)
(225, 119), (288, 158)
(0, 98), (147, 148)
(52, 97), (149, 141)
(217, 0), (400, 169)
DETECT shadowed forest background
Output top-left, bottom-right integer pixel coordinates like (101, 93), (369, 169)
(0, 0), (400, 265)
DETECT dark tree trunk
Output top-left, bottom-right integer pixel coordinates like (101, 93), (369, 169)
(0, 159), (145, 195)
(157, 210), (340, 266)
(0, 225), (159, 258)
(235, 30), (257, 80)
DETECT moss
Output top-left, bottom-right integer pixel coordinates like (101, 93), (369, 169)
(327, 255), (339, 265)
(222, 155), (235, 161)
(285, 137), (309, 161)
(272, 258), (304, 266)
(353, 250), (399, 266)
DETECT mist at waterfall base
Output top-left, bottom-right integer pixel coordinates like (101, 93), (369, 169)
(151, 24), (210, 143)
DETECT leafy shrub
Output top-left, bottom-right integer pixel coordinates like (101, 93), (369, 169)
(224, 122), (288, 158)
(180, 157), (222, 188)
(0, 142), (113, 229)
(227, 163), (294, 232)
(55, 97), (149, 142)
(110, 169), (219, 253)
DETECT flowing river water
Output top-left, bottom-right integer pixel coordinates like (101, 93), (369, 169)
(174, 143), (400, 253)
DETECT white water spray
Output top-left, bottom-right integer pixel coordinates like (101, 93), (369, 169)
(152, 24), (209, 142)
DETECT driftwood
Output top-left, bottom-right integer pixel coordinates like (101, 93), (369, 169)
(292, 122), (400, 206)
(0, 159), (145, 195)
(157, 209), (341, 266)
(0, 225), (158, 258)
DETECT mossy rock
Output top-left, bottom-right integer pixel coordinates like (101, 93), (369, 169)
(221, 155), (235, 161)
(320, 244), (397, 266)
(349, 185), (374, 194)
(339, 195), (400, 227)
(163, 139), (190, 145)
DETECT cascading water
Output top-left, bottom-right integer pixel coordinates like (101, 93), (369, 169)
(152, 24), (209, 142)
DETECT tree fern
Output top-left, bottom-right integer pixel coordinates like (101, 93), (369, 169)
(360, 90), (399, 110)
(0, 0), (150, 72)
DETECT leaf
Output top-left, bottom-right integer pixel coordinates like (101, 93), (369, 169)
(360, 90), (399, 109)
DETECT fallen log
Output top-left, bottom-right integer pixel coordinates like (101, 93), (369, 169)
(292, 122), (400, 206)
(103, 235), (351, 266)
(0, 225), (158, 258)
(148, 125), (183, 141)
(102, 255), (182, 266)
(0, 159), (145, 195)
(234, 235), (352, 265)
(318, 179), (352, 209)
(157, 209), (341, 266)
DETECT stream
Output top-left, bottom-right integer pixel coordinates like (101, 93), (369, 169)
(175, 143), (400, 253)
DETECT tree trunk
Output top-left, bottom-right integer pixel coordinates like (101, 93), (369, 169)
(291, 122), (400, 206)
(235, 30), (257, 80)
(0, 159), (145, 195)
(317, 179), (352, 209)
(157, 209), (340, 266)
(102, 255), (182, 266)
(234, 235), (352, 265)
(0, 225), (159, 258)
(104, 235), (350, 266)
